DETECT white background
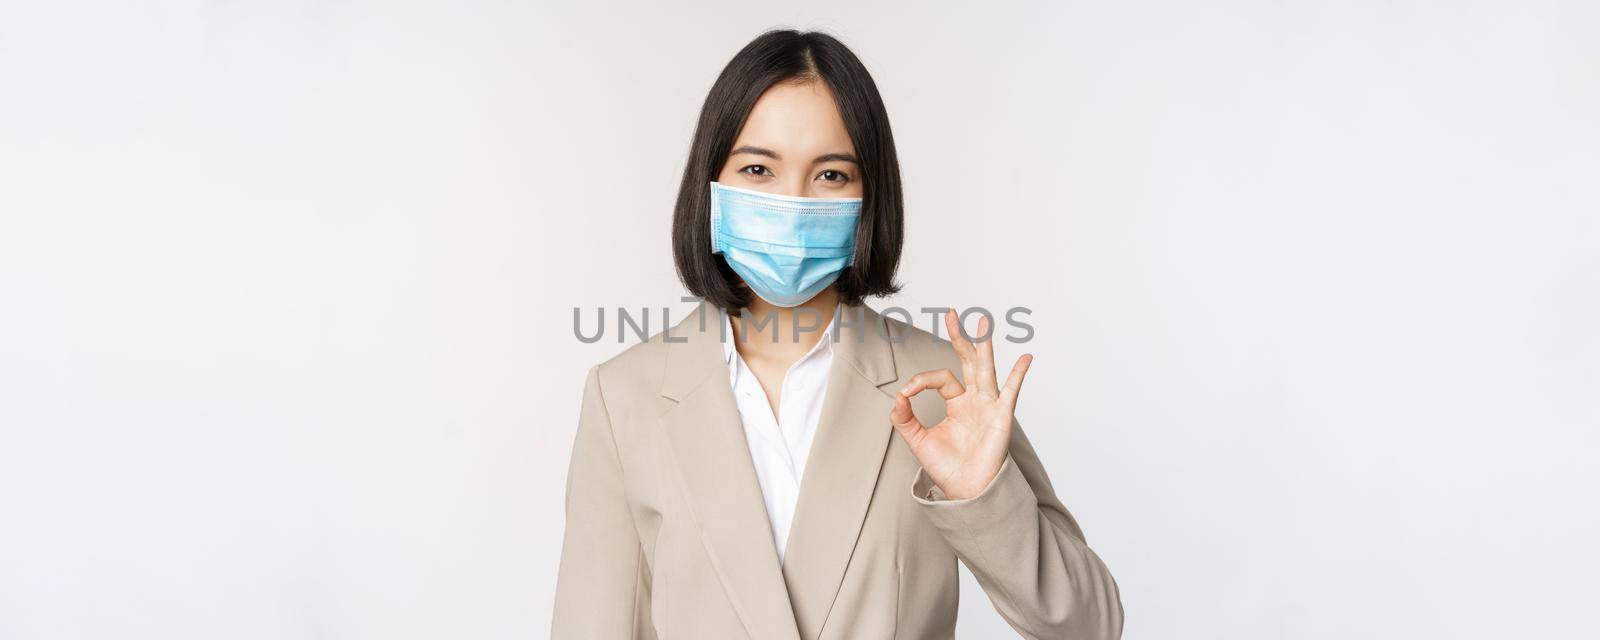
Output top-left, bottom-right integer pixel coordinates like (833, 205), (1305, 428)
(2, 1), (1596, 638)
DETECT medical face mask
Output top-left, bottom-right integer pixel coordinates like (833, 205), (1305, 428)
(709, 181), (863, 307)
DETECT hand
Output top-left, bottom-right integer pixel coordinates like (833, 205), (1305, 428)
(890, 309), (1033, 500)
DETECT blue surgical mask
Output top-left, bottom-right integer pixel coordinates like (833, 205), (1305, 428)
(709, 181), (863, 307)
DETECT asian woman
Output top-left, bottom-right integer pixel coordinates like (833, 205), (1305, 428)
(553, 29), (1123, 639)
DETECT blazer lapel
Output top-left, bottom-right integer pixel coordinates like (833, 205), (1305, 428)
(780, 305), (901, 640)
(659, 302), (802, 640)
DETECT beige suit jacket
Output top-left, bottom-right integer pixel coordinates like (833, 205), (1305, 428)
(552, 302), (1123, 639)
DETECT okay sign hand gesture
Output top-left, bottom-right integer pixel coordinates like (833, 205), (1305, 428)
(890, 309), (1034, 501)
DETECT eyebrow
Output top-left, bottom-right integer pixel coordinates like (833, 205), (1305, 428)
(728, 146), (860, 165)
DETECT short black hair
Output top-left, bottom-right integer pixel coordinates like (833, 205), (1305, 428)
(672, 29), (904, 312)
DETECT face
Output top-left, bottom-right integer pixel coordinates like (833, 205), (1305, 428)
(716, 79), (864, 199)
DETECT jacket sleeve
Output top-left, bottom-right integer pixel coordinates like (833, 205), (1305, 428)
(552, 366), (655, 639)
(910, 421), (1124, 639)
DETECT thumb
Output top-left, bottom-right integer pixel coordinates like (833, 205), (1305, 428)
(889, 392), (928, 446)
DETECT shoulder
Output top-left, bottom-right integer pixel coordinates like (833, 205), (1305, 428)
(585, 328), (673, 401)
(875, 306), (963, 375)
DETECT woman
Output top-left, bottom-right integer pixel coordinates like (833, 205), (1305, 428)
(553, 30), (1123, 639)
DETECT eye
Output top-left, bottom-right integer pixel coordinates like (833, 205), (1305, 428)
(739, 165), (774, 177)
(817, 169), (851, 183)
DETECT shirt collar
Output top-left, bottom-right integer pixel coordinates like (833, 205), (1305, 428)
(720, 307), (838, 366)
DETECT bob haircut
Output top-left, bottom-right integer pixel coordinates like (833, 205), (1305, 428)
(672, 30), (904, 312)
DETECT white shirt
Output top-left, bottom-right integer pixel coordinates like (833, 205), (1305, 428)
(721, 309), (836, 564)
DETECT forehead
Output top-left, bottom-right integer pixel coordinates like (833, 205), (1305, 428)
(733, 79), (855, 153)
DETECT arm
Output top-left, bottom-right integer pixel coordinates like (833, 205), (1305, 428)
(911, 422), (1123, 639)
(551, 366), (654, 639)
(891, 310), (1122, 639)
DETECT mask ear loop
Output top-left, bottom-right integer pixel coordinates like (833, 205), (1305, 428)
(844, 197), (865, 270)
(707, 181), (725, 255)
(706, 182), (758, 306)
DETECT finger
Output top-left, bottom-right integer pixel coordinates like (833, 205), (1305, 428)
(943, 309), (976, 365)
(943, 308), (978, 384)
(889, 392), (928, 447)
(974, 314), (999, 395)
(999, 354), (1034, 408)
(901, 368), (966, 400)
